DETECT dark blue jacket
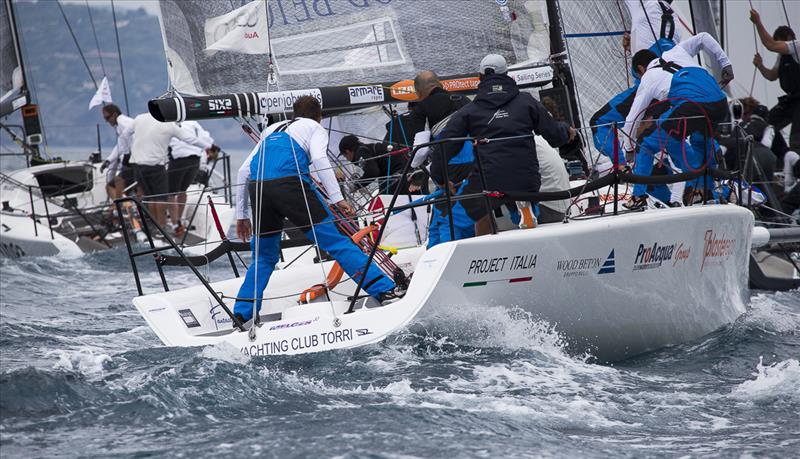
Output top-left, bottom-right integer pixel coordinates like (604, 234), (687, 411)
(433, 74), (570, 193)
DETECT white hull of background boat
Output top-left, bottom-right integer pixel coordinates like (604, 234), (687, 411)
(132, 204), (752, 361)
(0, 210), (83, 257)
(0, 183), (235, 258)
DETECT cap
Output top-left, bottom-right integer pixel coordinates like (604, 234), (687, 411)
(480, 54), (507, 75)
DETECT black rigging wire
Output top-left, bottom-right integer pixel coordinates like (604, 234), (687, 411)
(110, 0), (130, 115)
(56, 0), (98, 90)
(85, 0), (106, 77)
(779, 0), (791, 29)
(639, 0), (664, 56)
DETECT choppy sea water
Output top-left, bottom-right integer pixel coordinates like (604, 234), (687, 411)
(1, 249), (798, 458)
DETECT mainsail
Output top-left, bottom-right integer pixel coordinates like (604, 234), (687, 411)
(0, 0), (27, 118)
(151, 0), (555, 121)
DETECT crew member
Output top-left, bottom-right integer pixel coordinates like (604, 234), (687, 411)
(405, 71), (473, 247)
(233, 96), (401, 324)
(99, 104), (134, 199)
(118, 113), (216, 227)
(535, 136), (571, 223)
(751, 9), (799, 152)
(339, 135), (407, 194)
(434, 54), (575, 238)
(168, 120), (214, 233)
(782, 150), (800, 217)
(591, 1), (680, 200)
(623, 0), (681, 56)
(622, 33), (734, 206)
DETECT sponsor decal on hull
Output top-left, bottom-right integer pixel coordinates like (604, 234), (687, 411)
(633, 242), (678, 271)
(242, 328), (354, 356)
(463, 254), (537, 287)
(178, 308), (201, 328)
(598, 250), (615, 274)
(673, 243), (691, 266)
(557, 256), (602, 277)
(556, 250), (616, 277)
(701, 230), (735, 271)
(467, 254), (537, 275)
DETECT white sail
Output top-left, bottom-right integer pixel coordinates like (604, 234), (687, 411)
(158, 0), (546, 96)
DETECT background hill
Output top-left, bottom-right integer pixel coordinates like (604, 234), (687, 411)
(1, 1), (252, 160)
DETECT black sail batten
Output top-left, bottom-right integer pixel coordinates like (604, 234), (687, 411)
(148, 64), (554, 122)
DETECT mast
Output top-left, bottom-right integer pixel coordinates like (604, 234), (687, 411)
(545, 0), (579, 128)
(1, 0), (43, 159)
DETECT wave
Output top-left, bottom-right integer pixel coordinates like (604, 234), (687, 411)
(730, 357), (800, 403)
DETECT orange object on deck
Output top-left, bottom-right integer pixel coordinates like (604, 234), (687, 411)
(298, 225), (379, 304)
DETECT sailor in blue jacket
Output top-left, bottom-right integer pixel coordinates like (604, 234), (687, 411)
(590, 40), (676, 201)
(232, 96), (399, 324)
(433, 54), (574, 238)
(622, 33), (734, 205)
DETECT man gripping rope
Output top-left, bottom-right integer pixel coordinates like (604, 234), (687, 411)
(621, 32), (734, 207)
(232, 96), (401, 324)
(750, 9), (800, 152)
(590, 43), (678, 202)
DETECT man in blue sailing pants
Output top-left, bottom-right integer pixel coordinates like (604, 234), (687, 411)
(433, 54), (574, 239)
(622, 32), (734, 207)
(232, 96), (400, 324)
(424, 139), (474, 248)
(590, 40), (677, 202)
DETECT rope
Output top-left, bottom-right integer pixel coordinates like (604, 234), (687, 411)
(615, 0), (632, 88)
(286, 124), (340, 322)
(85, 0), (106, 78)
(110, 0), (131, 115)
(780, 0), (792, 29)
(748, 0), (759, 97)
(638, 0), (664, 56)
(56, 0), (98, 90)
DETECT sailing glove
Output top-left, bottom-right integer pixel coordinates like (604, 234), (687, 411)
(100, 160), (109, 173)
(720, 65), (734, 87)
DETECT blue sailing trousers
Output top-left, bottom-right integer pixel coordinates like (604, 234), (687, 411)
(427, 204), (475, 248)
(427, 140), (475, 248)
(233, 213), (396, 321)
(233, 128), (395, 321)
(632, 66), (726, 198)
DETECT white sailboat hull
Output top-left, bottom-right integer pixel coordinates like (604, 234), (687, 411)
(424, 204), (751, 360)
(131, 204), (752, 361)
(0, 210), (82, 257)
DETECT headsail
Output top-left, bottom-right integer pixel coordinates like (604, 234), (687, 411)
(0, 0), (27, 118)
(151, 0), (554, 121)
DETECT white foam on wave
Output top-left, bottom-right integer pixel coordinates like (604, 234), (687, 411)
(201, 342), (251, 364)
(730, 357), (800, 402)
(254, 301), (636, 430)
(414, 301), (574, 359)
(48, 348), (112, 377)
(743, 293), (800, 334)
